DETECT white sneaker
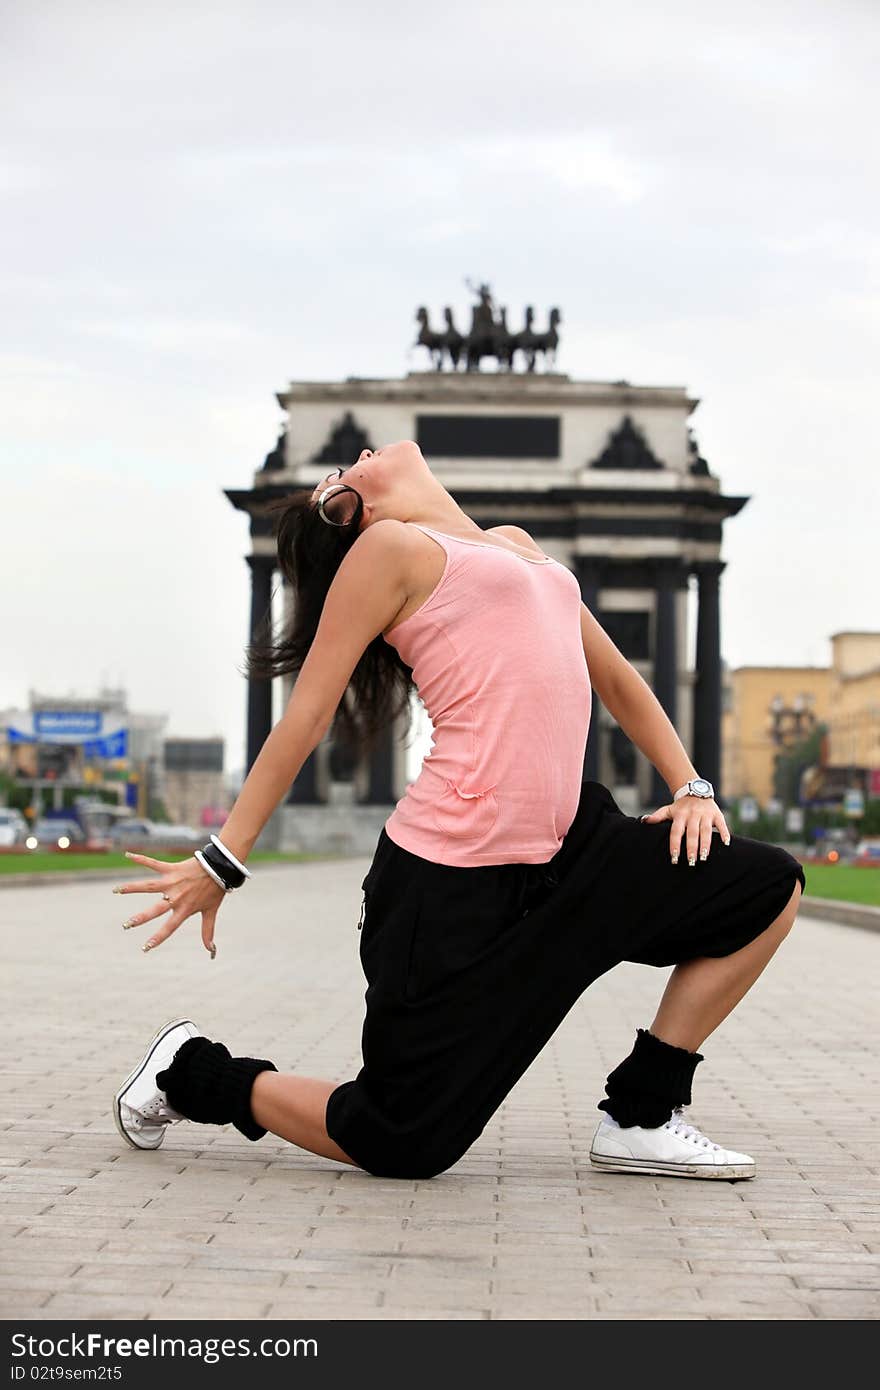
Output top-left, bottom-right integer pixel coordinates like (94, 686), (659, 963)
(590, 1107), (756, 1180)
(114, 1018), (202, 1150)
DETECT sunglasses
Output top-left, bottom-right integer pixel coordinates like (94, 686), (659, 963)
(315, 467), (363, 529)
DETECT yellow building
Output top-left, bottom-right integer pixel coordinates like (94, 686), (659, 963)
(722, 632), (880, 808)
(827, 633), (880, 789)
(722, 667), (831, 807)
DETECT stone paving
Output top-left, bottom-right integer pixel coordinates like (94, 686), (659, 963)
(1, 858), (878, 1321)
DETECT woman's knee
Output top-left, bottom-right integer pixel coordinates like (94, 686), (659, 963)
(776, 860), (805, 936)
(328, 1084), (468, 1180)
(359, 1132), (462, 1181)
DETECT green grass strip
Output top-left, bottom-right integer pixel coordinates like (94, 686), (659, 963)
(2, 850), (877, 906)
(799, 862), (880, 907)
(0, 849), (342, 875)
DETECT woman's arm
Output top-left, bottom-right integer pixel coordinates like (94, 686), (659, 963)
(216, 705), (327, 863)
(217, 518), (414, 862)
(603, 659), (697, 796)
(113, 522), (412, 954)
(578, 585), (729, 860)
(607, 660), (731, 863)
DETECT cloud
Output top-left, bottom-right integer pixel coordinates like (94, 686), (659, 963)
(76, 317), (263, 353)
(0, 161), (49, 194)
(468, 133), (649, 203)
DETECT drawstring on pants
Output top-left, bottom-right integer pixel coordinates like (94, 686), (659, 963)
(514, 862), (559, 919)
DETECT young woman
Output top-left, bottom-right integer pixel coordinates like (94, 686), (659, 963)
(113, 440), (804, 1180)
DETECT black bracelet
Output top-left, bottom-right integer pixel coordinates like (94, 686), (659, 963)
(200, 841), (246, 890)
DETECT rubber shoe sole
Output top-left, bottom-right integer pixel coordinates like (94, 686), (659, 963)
(590, 1151), (756, 1180)
(113, 1017), (199, 1150)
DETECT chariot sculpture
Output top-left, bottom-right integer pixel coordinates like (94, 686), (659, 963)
(416, 281), (561, 373)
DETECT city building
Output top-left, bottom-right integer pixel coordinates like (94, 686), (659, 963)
(721, 632), (880, 810)
(1, 690), (231, 829)
(721, 666), (831, 807)
(1, 687), (167, 815)
(827, 632), (880, 798)
(162, 737), (227, 829)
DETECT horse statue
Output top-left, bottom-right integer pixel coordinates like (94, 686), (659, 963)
(507, 306), (538, 372)
(415, 307), (446, 371)
(442, 307), (465, 370)
(531, 308), (561, 371)
(495, 307), (515, 371)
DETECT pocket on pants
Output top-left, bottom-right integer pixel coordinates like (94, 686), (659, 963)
(358, 862), (395, 983)
(359, 852), (432, 998)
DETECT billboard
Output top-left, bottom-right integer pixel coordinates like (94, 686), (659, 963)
(6, 710), (129, 758)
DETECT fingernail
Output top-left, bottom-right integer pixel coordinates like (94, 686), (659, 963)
(124, 851), (134, 858)
(208, 944), (217, 960)
(724, 837), (731, 846)
(111, 886), (122, 894)
(142, 942), (153, 953)
(671, 855), (678, 865)
(688, 857), (696, 867)
(122, 918), (137, 929)
(699, 850), (708, 861)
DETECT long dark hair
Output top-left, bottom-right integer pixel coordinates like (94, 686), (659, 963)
(242, 484), (416, 759)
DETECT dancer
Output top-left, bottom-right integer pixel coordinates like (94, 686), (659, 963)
(113, 440), (804, 1180)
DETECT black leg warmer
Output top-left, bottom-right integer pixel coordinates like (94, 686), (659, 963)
(156, 1036), (278, 1142)
(598, 1027), (704, 1128)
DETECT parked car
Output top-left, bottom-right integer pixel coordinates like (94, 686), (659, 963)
(111, 819), (201, 847)
(808, 843), (858, 864)
(110, 819), (156, 843)
(855, 839), (880, 864)
(0, 809), (29, 847)
(28, 818), (87, 849)
(159, 824), (201, 844)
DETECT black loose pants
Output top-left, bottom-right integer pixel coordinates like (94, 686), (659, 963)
(325, 780), (805, 1179)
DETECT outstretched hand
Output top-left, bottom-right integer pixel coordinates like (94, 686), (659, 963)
(640, 796), (731, 867)
(112, 851), (227, 957)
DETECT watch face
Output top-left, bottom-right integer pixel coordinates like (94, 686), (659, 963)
(692, 779), (712, 795)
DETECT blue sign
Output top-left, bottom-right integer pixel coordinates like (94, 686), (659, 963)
(82, 729), (128, 758)
(6, 710), (128, 749)
(35, 711), (102, 737)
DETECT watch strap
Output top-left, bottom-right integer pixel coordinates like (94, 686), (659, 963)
(673, 779), (714, 801)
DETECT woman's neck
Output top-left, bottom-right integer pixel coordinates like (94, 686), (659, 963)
(406, 512), (484, 537)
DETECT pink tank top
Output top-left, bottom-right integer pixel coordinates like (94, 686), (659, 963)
(383, 523), (592, 866)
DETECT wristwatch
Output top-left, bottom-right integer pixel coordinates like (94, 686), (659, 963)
(673, 778), (715, 801)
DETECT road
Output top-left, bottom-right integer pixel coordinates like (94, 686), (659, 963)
(1, 859), (878, 1320)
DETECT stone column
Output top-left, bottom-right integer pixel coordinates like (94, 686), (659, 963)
(693, 559), (725, 803)
(650, 559), (680, 806)
(245, 555), (274, 777)
(273, 583), (323, 805)
(363, 722), (397, 804)
(574, 557), (602, 783)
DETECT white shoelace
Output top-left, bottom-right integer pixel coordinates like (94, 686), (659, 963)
(126, 1096), (180, 1127)
(663, 1107), (720, 1151)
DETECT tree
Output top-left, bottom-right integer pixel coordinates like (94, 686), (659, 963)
(0, 769), (33, 816)
(774, 721), (826, 806)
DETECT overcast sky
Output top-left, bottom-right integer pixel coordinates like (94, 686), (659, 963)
(2, 0), (877, 780)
